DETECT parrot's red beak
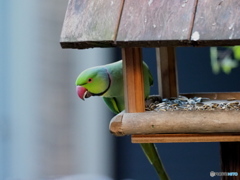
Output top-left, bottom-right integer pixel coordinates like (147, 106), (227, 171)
(76, 86), (87, 100)
(76, 86), (92, 100)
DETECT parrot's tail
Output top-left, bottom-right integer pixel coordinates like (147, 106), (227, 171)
(140, 143), (169, 180)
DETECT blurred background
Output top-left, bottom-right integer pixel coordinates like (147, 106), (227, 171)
(1, 1), (240, 180)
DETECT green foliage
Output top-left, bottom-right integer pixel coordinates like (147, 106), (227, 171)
(210, 46), (240, 74)
(232, 46), (240, 60)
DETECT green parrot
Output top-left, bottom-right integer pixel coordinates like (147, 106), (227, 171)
(76, 60), (169, 180)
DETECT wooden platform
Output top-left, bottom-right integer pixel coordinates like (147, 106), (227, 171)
(110, 92), (240, 143)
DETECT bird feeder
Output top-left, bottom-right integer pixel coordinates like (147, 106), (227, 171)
(60, 0), (240, 177)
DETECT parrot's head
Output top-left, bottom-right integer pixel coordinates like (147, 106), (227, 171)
(75, 67), (111, 100)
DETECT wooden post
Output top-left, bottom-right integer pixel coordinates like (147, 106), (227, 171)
(156, 47), (178, 98)
(221, 143), (240, 180)
(122, 48), (145, 113)
(122, 48), (169, 180)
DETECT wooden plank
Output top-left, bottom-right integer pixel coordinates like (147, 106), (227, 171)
(117, 0), (198, 46)
(132, 134), (240, 143)
(122, 48), (145, 113)
(156, 47), (178, 98)
(109, 111), (240, 136)
(60, 0), (124, 49)
(191, 0), (240, 45)
(182, 92), (240, 100)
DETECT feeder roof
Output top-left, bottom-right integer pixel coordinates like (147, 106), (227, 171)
(60, 0), (240, 49)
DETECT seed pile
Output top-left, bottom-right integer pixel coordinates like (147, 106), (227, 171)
(145, 95), (240, 112)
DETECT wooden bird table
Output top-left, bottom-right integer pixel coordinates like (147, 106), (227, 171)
(60, 0), (240, 179)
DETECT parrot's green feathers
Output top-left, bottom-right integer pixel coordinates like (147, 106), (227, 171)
(102, 97), (121, 114)
(76, 60), (153, 113)
(147, 64), (153, 86)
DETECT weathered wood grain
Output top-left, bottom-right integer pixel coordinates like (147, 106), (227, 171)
(122, 48), (145, 113)
(110, 111), (240, 136)
(132, 134), (240, 143)
(60, 0), (124, 49)
(109, 112), (124, 136)
(191, 0), (240, 45)
(117, 0), (197, 46)
(60, 0), (240, 48)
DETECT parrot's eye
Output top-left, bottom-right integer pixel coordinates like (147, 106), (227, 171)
(88, 78), (92, 83)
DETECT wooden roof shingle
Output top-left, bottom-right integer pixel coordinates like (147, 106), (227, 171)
(60, 0), (240, 48)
